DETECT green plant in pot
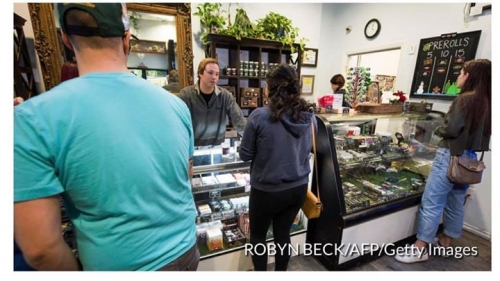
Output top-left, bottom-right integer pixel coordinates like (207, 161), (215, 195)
(255, 12), (305, 53)
(194, 3), (227, 46)
(221, 7), (256, 41)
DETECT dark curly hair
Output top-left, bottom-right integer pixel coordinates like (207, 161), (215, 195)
(456, 59), (491, 136)
(266, 64), (309, 122)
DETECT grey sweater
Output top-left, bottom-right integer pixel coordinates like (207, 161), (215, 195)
(178, 83), (246, 146)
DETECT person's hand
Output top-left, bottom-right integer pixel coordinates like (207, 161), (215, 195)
(14, 97), (24, 106)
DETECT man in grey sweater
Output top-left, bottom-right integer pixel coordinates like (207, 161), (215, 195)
(178, 58), (246, 147)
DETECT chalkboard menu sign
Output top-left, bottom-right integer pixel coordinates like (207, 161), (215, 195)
(410, 30), (481, 100)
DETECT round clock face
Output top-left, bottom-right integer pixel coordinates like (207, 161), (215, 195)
(364, 19), (381, 39)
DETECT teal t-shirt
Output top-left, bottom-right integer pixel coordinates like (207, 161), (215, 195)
(14, 72), (197, 271)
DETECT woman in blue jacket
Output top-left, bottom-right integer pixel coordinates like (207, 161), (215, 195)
(239, 64), (317, 271)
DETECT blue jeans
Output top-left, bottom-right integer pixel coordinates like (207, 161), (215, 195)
(416, 147), (477, 243)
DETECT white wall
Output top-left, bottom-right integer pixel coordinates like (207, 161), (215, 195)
(324, 3), (491, 113)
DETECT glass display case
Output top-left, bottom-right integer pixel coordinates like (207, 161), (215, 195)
(306, 111), (445, 270)
(192, 143), (309, 270)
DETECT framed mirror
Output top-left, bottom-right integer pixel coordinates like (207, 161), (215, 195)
(28, 3), (194, 92)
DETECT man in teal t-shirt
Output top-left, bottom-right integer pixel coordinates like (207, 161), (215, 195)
(14, 3), (198, 271)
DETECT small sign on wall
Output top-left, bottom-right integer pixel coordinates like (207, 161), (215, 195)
(301, 75), (315, 95)
(302, 48), (319, 67)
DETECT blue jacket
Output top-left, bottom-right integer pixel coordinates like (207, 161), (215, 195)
(14, 241), (35, 271)
(239, 107), (317, 192)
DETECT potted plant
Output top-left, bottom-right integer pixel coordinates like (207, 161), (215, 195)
(194, 3), (227, 46)
(221, 7), (256, 41)
(193, 3), (308, 54)
(390, 91), (408, 105)
(255, 12), (306, 53)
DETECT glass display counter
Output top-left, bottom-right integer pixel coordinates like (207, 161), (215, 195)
(306, 111), (445, 270)
(192, 145), (308, 267)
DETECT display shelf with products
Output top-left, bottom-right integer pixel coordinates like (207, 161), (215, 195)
(306, 111), (445, 270)
(206, 34), (303, 117)
(193, 145), (310, 270)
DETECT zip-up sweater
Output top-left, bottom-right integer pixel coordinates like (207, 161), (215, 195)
(239, 107), (317, 192)
(178, 83), (246, 146)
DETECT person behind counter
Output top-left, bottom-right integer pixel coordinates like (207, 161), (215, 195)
(178, 58), (246, 147)
(239, 64), (317, 271)
(330, 73), (350, 107)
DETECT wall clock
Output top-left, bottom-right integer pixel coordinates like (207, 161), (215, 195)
(364, 18), (381, 39)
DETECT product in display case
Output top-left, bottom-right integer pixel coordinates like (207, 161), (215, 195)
(206, 228), (224, 252)
(306, 111), (445, 270)
(192, 144), (309, 270)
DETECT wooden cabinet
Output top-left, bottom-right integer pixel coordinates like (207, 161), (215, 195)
(206, 34), (303, 116)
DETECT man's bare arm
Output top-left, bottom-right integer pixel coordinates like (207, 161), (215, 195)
(14, 196), (81, 270)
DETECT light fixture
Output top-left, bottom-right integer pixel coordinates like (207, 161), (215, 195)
(137, 53), (145, 60)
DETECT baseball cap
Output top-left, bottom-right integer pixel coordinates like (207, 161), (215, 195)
(58, 3), (130, 37)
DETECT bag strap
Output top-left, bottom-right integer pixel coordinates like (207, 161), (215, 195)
(447, 139), (485, 161)
(311, 119), (320, 202)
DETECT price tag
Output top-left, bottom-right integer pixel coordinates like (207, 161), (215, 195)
(245, 184), (251, 193)
(209, 190), (221, 199)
